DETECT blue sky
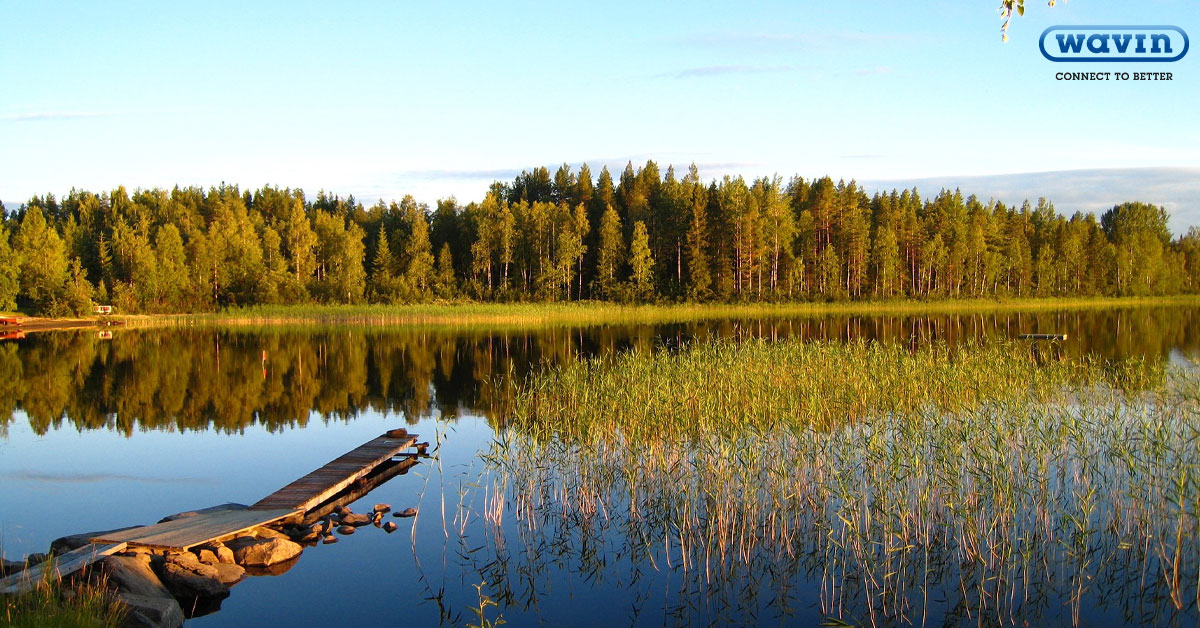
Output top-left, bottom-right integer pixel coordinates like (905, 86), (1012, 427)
(1, 1), (1197, 229)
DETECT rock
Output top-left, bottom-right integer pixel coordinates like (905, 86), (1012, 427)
(50, 526), (142, 554)
(157, 503), (248, 524)
(394, 507), (418, 518)
(333, 505), (350, 515)
(159, 553), (229, 599)
(340, 513), (371, 526)
(193, 549), (219, 565)
(373, 503), (391, 514)
(243, 555), (299, 577)
(192, 543), (234, 565)
(25, 553), (47, 566)
(336, 525), (356, 535)
(321, 534), (338, 545)
(99, 554), (171, 598)
(210, 562), (245, 586)
(250, 526), (289, 540)
(310, 520), (328, 535)
(117, 593), (184, 628)
(383, 522), (398, 533)
(1, 558), (25, 577)
(292, 530), (320, 544)
(226, 536), (302, 568)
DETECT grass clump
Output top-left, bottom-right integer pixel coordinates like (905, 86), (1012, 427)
(2, 562), (125, 628)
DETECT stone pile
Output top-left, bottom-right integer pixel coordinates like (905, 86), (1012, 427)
(13, 500), (420, 628)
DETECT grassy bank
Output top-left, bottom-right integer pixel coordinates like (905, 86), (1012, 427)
(159, 295), (1200, 330)
(482, 338), (1199, 624)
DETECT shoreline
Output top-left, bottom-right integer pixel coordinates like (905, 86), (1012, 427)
(6, 295), (1197, 334)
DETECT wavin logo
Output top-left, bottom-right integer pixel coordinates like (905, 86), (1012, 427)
(1040, 26), (1189, 62)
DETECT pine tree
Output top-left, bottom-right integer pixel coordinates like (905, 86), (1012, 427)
(399, 199), (434, 301)
(872, 224), (900, 297)
(684, 187), (711, 300)
(629, 221), (655, 302)
(371, 224), (399, 302)
(596, 205), (623, 300)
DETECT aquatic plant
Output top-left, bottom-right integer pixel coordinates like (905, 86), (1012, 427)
(477, 339), (1198, 626)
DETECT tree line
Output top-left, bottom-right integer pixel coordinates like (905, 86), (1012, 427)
(1, 161), (1197, 315)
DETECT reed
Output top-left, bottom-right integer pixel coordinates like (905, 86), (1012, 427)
(477, 339), (1198, 626)
(1, 560), (126, 628)
(155, 295), (1200, 331)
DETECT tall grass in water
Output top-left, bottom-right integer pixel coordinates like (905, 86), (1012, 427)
(481, 339), (1198, 626)
(2, 560), (126, 628)
(167, 295), (1200, 330)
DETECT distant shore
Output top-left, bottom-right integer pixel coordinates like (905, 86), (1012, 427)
(5, 295), (1198, 335)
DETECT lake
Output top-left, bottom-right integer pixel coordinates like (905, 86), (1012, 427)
(1, 305), (1197, 626)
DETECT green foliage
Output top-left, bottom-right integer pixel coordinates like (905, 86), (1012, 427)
(434, 242), (457, 299)
(596, 205), (623, 299)
(14, 205), (68, 313)
(628, 221), (654, 302)
(399, 197), (435, 301)
(466, 582), (505, 628)
(2, 561), (126, 628)
(3, 167), (1195, 317)
(0, 226), (21, 310)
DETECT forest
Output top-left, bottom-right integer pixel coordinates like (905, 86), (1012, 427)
(1, 161), (1197, 315)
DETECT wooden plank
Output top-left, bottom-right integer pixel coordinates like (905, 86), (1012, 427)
(303, 457), (419, 524)
(90, 508), (298, 550)
(0, 542), (126, 595)
(252, 432), (418, 512)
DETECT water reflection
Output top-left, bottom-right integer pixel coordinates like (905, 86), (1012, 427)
(1, 306), (1198, 436)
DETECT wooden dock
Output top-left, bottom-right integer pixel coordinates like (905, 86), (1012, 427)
(303, 457), (419, 524)
(252, 429), (418, 512)
(0, 543), (126, 595)
(90, 507), (298, 550)
(80, 429), (421, 552)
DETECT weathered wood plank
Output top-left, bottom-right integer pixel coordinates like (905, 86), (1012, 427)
(304, 458), (419, 524)
(0, 543), (126, 595)
(252, 432), (418, 512)
(90, 508), (298, 550)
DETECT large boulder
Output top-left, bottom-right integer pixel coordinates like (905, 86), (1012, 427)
(210, 562), (245, 586)
(158, 553), (229, 600)
(117, 593), (184, 628)
(226, 536), (302, 568)
(99, 554), (171, 599)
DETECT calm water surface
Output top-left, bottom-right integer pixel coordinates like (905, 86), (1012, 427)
(0, 306), (1197, 626)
